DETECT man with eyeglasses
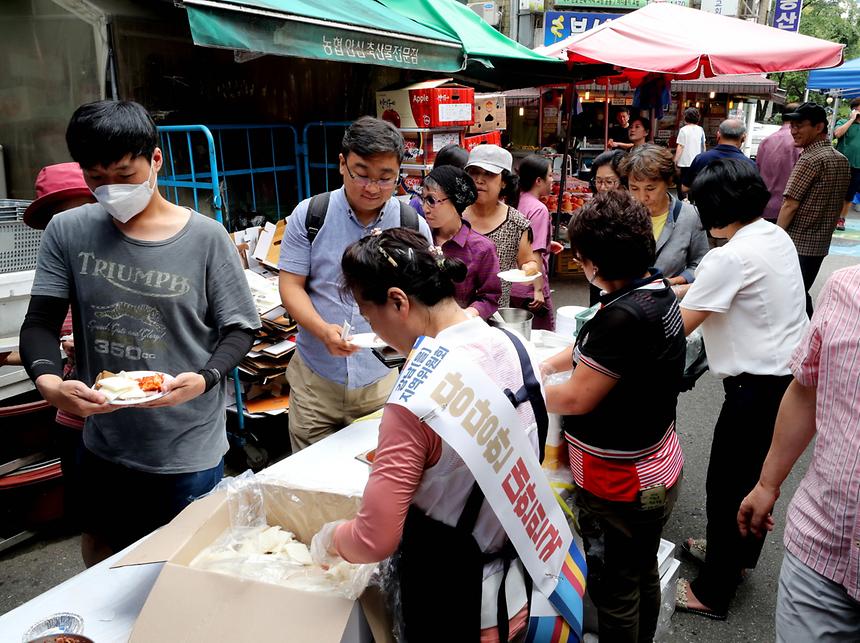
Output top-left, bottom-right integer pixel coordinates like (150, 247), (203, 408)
(778, 103), (850, 317)
(278, 117), (432, 451)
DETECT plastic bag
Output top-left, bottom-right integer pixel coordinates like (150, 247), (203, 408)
(190, 471), (377, 600)
(681, 328), (708, 391)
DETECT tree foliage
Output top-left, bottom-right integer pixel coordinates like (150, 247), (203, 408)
(769, 0), (860, 103)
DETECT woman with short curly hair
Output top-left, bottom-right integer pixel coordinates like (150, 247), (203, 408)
(542, 189), (687, 642)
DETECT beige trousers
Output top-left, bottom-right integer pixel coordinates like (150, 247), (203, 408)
(286, 351), (397, 452)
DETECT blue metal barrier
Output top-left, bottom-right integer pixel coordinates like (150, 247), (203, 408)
(209, 124), (303, 221)
(159, 124), (303, 226)
(301, 121), (353, 201)
(156, 124), (245, 431)
(158, 125), (223, 224)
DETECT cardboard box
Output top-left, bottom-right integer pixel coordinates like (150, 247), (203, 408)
(252, 220), (285, 270)
(377, 79), (474, 129)
(400, 167), (426, 194)
(116, 484), (375, 642)
(402, 129), (465, 166)
(464, 130), (502, 152)
(469, 93), (507, 133)
(555, 248), (584, 277)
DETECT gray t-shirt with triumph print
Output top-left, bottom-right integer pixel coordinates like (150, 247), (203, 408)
(31, 204), (259, 474)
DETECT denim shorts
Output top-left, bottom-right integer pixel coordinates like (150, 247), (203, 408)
(79, 447), (224, 552)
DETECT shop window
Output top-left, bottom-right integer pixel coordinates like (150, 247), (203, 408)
(0, 0), (102, 199)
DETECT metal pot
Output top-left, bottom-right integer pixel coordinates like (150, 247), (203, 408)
(487, 308), (534, 340)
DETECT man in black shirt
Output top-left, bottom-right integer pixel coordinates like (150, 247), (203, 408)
(608, 107), (633, 151)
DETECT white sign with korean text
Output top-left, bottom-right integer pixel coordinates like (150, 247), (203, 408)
(432, 131), (461, 152)
(438, 102), (473, 123)
(388, 336), (572, 598)
(700, 0), (739, 16)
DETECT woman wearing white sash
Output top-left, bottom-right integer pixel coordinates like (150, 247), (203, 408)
(542, 190), (686, 643)
(311, 228), (544, 642)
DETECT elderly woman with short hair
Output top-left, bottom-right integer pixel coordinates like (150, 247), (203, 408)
(675, 159), (809, 621)
(621, 144), (709, 290)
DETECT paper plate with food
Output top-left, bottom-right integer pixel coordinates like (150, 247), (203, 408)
(92, 370), (173, 405)
(348, 333), (388, 349)
(498, 267), (542, 283)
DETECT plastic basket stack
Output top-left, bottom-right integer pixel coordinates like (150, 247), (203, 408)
(0, 199), (39, 274)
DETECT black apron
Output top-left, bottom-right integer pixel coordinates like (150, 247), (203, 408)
(394, 329), (548, 642)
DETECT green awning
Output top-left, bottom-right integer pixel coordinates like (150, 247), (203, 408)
(184, 0), (465, 72)
(377, 0), (556, 63)
(378, 0), (604, 88)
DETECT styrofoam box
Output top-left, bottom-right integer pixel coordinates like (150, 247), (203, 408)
(581, 540), (680, 640)
(658, 538), (676, 579)
(655, 558), (682, 642)
(0, 270), (35, 350)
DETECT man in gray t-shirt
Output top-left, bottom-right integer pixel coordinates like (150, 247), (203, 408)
(21, 100), (259, 565)
(33, 203), (258, 473)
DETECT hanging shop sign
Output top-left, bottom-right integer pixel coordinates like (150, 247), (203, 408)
(772, 0), (802, 32)
(553, 0), (645, 8)
(544, 10), (624, 46)
(700, 0), (739, 16)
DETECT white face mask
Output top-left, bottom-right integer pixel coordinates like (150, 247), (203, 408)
(92, 161), (156, 223)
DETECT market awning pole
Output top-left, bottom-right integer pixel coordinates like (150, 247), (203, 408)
(830, 96), (841, 137)
(604, 77), (610, 148)
(554, 90), (578, 239)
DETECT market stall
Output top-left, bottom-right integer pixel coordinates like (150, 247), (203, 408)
(669, 74), (783, 153)
(807, 55), (860, 99)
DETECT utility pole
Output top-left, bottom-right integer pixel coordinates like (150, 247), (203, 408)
(757, 0), (770, 24)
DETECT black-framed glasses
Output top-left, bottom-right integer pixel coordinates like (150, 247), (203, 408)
(421, 194), (450, 207)
(594, 177), (620, 188)
(345, 161), (400, 189)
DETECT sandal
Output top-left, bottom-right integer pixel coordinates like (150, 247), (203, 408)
(675, 578), (727, 621)
(681, 538), (751, 582)
(681, 537), (707, 564)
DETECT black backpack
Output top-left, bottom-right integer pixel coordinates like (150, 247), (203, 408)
(305, 191), (419, 244)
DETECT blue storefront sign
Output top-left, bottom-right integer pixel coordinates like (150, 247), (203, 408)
(772, 0), (801, 32)
(543, 10), (624, 46)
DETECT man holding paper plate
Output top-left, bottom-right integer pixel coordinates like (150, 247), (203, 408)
(278, 117), (432, 451)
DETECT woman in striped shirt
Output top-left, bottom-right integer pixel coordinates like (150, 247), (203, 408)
(543, 190), (686, 642)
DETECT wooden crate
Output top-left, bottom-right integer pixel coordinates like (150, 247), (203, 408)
(554, 249), (584, 278)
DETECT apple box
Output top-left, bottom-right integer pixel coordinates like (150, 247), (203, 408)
(402, 129), (465, 166)
(377, 79), (474, 129)
(464, 130), (503, 152)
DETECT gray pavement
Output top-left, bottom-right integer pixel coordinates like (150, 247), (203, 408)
(1, 240), (858, 642)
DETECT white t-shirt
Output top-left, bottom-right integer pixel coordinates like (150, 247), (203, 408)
(676, 124), (706, 167)
(681, 219), (808, 378)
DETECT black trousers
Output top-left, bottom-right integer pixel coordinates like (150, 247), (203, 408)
(690, 373), (792, 614)
(797, 254), (825, 318)
(576, 480), (679, 643)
